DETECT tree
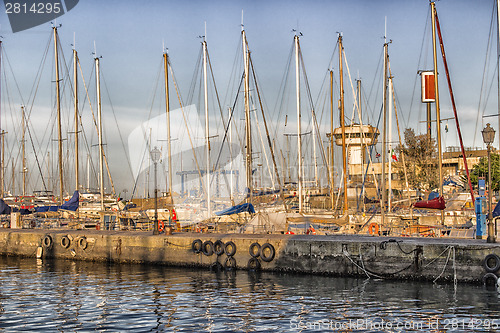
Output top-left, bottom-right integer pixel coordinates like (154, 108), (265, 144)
(396, 128), (438, 191)
(470, 153), (500, 191)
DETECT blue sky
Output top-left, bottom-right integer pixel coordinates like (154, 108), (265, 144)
(0, 0), (497, 196)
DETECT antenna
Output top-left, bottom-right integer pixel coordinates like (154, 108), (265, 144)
(73, 32), (75, 50)
(204, 21), (207, 42)
(241, 10), (244, 30)
(93, 40), (96, 56)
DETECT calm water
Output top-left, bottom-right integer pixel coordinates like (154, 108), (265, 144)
(1, 257), (500, 332)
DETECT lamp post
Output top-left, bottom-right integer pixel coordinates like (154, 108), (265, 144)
(482, 123), (496, 243)
(151, 147), (161, 235)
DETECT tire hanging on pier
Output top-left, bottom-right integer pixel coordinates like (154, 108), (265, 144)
(224, 241), (237, 257)
(483, 254), (500, 273)
(78, 237), (88, 250)
(191, 239), (202, 253)
(213, 240), (225, 256)
(249, 242), (261, 258)
(60, 236), (71, 249)
(42, 235), (53, 248)
(260, 243), (275, 262)
(202, 241), (214, 256)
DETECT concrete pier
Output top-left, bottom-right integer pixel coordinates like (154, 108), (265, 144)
(0, 229), (499, 284)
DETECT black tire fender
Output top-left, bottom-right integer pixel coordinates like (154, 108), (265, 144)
(191, 239), (202, 254)
(260, 243), (275, 262)
(224, 241), (237, 257)
(42, 235), (53, 248)
(249, 242), (261, 258)
(214, 240), (225, 256)
(61, 236), (71, 249)
(202, 240), (214, 256)
(483, 254), (500, 273)
(78, 237), (88, 250)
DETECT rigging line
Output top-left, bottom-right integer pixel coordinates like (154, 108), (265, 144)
(272, 41), (295, 141)
(186, 45), (203, 105)
(212, 73), (244, 185)
(129, 58), (163, 201)
(298, 46), (329, 185)
(101, 65), (134, 174)
(22, 106), (49, 193)
(388, 64), (411, 205)
(410, 5), (432, 132)
(475, 1), (497, 147)
(250, 53), (285, 199)
(169, 62), (207, 196)
(221, 33), (244, 112)
(206, 49), (229, 172)
(77, 59), (99, 186)
(366, 47), (383, 116)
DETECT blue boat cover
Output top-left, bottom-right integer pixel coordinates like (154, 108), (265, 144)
(493, 200), (500, 218)
(34, 191), (80, 213)
(215, 203), (255, 216)
(428, 191), (439, 201)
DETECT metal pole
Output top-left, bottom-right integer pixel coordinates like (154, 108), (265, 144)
(488, 144), (496, 243)
(295, 35), (303, 213)
(74, 49), (79, 192)
(96, 57), (105, 211)
(54, 27), (64, 204)
(153, 160), (159, 235)
(339, 35), (348, 214)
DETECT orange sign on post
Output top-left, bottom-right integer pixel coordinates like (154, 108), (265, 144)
(421, 71), (435, 103)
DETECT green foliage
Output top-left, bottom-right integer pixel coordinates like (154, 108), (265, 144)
(470, 152), (500, 191)
(396, 128), (438, 190)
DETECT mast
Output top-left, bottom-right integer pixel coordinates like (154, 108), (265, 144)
(498, 0), (500, 150)
(73, 47), (79, 192)
(203, 37), (211, 219)
(388, 76), (393, 212)
(21, 106), (26, 197)
(0, 40), (2, 198)
(329, 70), (335, 211)
(381, 39), (389, 225)
(53, 26), (64, 204)
(338, 34), (348, 213)
(163, 51), (172, 196)
(295, 34), (303, 213)
(243, 28), (252, 204)
(95, 56), (105, 211)
(431, 1), (444, 224)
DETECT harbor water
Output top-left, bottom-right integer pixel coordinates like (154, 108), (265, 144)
(1, 257), (500, 332)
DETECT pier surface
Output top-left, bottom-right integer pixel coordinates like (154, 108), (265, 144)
(1, 229), (499, 284)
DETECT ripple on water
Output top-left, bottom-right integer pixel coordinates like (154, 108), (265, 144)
(0, 257), (500, 332)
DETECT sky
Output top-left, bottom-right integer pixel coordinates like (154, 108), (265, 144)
(0, 0), (497, 198)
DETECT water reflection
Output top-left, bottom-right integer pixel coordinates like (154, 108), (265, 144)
(0, 256), (499, 331)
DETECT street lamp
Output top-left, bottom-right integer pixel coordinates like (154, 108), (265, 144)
(482, 123), (496, 243)
(151, 147), (161, 235)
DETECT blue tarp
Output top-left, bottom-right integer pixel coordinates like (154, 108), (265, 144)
(215, 203), (255, 216)
(493, 200), (500, 218)
(34, 191), (79, 213)
(428, 191), (439, 201)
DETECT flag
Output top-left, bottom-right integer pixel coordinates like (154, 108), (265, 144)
(391, 149), (398, 162)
